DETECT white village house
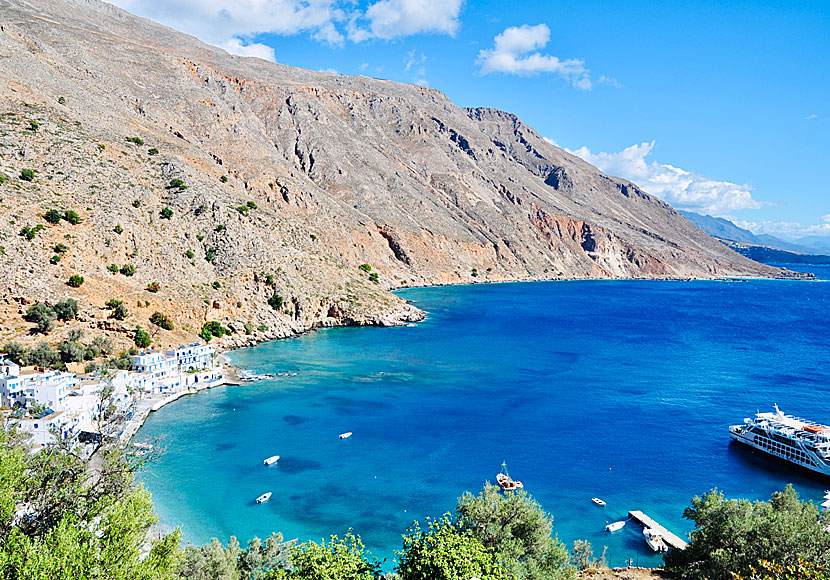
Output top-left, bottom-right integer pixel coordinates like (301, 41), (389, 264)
(0, 342), (224, 446)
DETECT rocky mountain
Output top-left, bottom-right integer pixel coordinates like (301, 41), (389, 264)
(0, 0), (801, 353)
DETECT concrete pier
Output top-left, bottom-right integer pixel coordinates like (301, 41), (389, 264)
(628, 510), (688, 550)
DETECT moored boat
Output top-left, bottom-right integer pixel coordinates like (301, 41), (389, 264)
(605, 521), (625, 532)
(591, 497), (606, 507)
(496, 462), (524, 491)
(256, 492), (272, 504)
(263, 455), (280, 466)
(339, 432), (352, 439)
(643, 528), (668, 552)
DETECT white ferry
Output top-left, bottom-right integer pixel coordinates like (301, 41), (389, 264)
(729, 405), (830, 477)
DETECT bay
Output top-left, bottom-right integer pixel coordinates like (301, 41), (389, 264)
(137, 265), (830, 568)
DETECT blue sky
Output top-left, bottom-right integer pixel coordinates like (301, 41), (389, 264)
(111, 0), (830, 240)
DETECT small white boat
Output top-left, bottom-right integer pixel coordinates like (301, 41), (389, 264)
(263, 455), (280, 466)
(339, 432), (352, 439)
(643, 528), (669, 552)
(591, 497), (606, 507)
(605, 521), (625, 532)
(256, 492), (272, 504)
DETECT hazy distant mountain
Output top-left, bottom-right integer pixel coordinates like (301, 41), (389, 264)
(793, 235), (830, 255)
(679, 211), (818, 254)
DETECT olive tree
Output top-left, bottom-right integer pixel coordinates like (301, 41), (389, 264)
(665, 486), (830, 580)
(456, 483), (574, 580)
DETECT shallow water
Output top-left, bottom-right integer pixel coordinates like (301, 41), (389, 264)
(138, 265), (830, 567)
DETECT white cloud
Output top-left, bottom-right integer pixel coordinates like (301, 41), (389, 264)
(822, 214), (830, 223)
(404, 50), (428, 85)
(806, 114), (818, 120)
(568, 141), (766, 214)
(598, 75), (621, 88)
(349, 0), (463, 42)
(110, 0), (462, 57)
(220, 38), (276, 61)
(476, 24), (591, 89)
(736, 220), (830, 239)
(111, 0), (346, 47)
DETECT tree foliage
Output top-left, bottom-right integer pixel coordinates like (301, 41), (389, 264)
(734, 559), (830, 580)
(134, 326), (151, 348)
(281, 531), (381, 580)
(24, 302), (56, 334)
(664, 486), (830, 580)
(0, 421), (181, 579)
(397, 515), (508, 580)
(456, 483), (574, 580)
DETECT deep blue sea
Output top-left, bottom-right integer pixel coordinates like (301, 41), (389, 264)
(137, 264), (830, 568)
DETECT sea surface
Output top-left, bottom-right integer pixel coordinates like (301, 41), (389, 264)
(137, 264), (830, 568)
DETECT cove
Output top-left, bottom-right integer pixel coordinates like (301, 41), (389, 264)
(137, 268), (830, 568)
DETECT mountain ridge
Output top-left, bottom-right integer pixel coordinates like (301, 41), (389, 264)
(0, 0), (802, 353)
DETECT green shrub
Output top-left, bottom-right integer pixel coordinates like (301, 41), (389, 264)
(265, 273), (275, 285)
(43, 209), (62, 224)
(147, 147), (158, 155)
(28, 341), (62, 368)
(57, 96), (66, 104)
(215, 224), (226, 232)
(120, 264), (136, 276)
(290, 532), (381, 580)
(63, 210), (81, 225)
(205, 248), (216, 263)
(24, 303), (56, 334)
(196, 234), (205, 242)
(105, 298), (122, 309)
(126, 136), (144, 145)
(184, 250), (194, 259)
(134, 325), (151, 348)
(244, 322), (254, 335)
(246, 201), (257, 209)
(49, 255), (60, 265)
(54, 243), (68, 253)
(199, 321), (229, 342)
(149, 312), (174, 330)
(160, 207), (173, 219)
(132, 199), (141, 208)
(145, 282), (160, 293)
(359, 263), (371, 272)
(112, 303), (128, 320)
(212, 281), (221, 289)
(67, 274), (84, 287)
(28, 120), (39, 132)
(369, 272), (379, 283)
(54, 299), (79, 321)
(0, 175), (6, 184)
(19, 225), (43, 241)
(58, 340), (86, 363)
(257, 324), (269, 332)
(169, 178), (186, 190)
(268, 293), (284, 311)
(19, 169), (35, 182)
(310, 234), (317, 241)
(220, 175), (228, 183)
(236, 206), (249, 216)
(113, 224), (123, 234)
(107, 264), (119, 273)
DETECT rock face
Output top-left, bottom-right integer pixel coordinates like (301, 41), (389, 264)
(0, 0), (797, 350)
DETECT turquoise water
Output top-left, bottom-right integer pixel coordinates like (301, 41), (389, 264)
(138, 265), (830, 568)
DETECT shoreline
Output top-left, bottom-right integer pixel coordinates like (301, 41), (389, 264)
(127, 267), (819, 439)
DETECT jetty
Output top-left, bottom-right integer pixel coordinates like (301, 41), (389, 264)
(628, 510), (688, 550)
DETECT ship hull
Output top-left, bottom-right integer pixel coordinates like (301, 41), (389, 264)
(729, 425), (830, 478)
